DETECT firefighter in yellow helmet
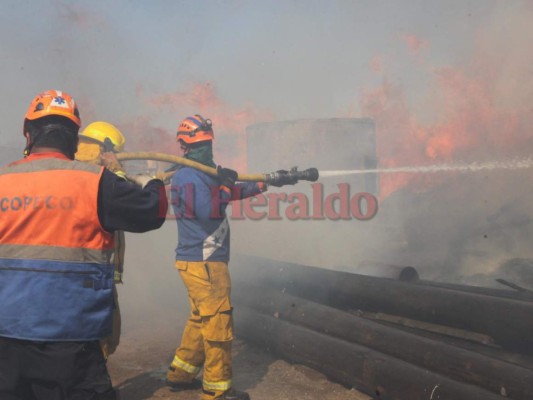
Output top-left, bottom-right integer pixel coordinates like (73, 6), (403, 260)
(78, 121), (127, 176)
(81, 121), (126, 152)
(76, 121), (127, 359)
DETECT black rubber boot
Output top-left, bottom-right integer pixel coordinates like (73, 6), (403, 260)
(211, 388), (251, 400)
(165, 378), (202, 392)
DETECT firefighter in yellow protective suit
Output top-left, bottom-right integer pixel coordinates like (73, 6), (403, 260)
(165, 115), (284, 400)
(75, 121), (127, 359)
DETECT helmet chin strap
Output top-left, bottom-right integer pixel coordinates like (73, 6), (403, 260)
(178, 140), (190, 155)
(23, 133), (40, 157)
(102, 137), (116, 153)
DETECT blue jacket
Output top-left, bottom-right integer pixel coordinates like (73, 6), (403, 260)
(171, 167), (264, 261)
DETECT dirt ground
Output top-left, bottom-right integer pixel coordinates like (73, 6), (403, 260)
(108, 231), (371, 400)
(107, 316), (371, 400)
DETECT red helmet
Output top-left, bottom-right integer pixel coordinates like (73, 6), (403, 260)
(176, 114), (214, 144)
(25, 89), (81, 127)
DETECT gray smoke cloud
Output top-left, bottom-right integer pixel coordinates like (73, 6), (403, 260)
(0, 1), (532, 329)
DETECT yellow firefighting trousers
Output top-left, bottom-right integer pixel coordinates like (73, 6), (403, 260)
(168, 261), (234, 400)
(99, 285), (121, 359)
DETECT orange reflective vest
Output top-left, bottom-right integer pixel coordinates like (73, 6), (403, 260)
(0, 153), (115, 340)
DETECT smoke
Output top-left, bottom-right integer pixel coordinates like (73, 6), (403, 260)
(233, 2), (533, 283)
(2, 2), (531, 347)
(116, 116), (175, 153)
(133, 82), (275, 170)
(361, 39), (533, 198)
(401, 34), (429, 59)
(55, 1), (106, 29)
(353, 4), (533, 280)
(369, 56), (385, 74)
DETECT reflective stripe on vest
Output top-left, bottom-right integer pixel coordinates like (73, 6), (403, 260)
(0, 156), (115, 341)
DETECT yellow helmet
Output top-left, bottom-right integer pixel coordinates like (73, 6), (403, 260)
(80, 121), (126, 152)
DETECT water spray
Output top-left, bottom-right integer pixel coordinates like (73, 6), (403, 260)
(117, 152), (532, 183)
(319, 157), (533, 178)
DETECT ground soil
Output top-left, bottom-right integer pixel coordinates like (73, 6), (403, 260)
(109, 232), (371, 400)
(107, 298), (371, 400)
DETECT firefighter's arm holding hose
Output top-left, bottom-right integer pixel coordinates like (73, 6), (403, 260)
(216, 166), (299, 202)
(217, 166), (266, 200)
(217, 165), (305, 191)
(97, 168), (167, 233)
(265, 168), (300, 187)
(100, 151), (164, 188)
(100, 151), (128, 180)
(98, 152), (167, 232)
(116, 152), (319, 186)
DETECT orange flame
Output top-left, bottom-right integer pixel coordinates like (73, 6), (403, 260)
(116, 116), (175, 154)
(142, 82), (274, 170)
(57, 2), (105, 28)
(401, 34), (429, 55)
(359, 21), (533, 199)
(370, 55), (384, 73)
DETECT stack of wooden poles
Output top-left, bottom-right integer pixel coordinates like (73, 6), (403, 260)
(231, 254), (533, 400)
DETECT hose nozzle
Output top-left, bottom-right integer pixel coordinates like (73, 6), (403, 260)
(265, 166), (319, 185)
(291, 166), (319, 182)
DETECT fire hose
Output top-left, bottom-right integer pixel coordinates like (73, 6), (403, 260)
(116, 152), (319, 184)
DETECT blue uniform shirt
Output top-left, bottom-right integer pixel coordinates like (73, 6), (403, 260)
(171, 167), (264, 261)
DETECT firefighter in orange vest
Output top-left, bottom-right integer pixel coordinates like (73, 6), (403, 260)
(76, 121), (128, 360)
(0, 90), (167, 400)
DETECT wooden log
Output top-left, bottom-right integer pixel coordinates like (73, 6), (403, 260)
(235, 306), (507, 400)
(353, 261), (419, 282)
(232, 254), (533, 354)
(351, 310), (496, 346)
(383, 318), (533, 371)
(496, 279), (533, 295)
(233, 285), (533, 399)
(418, 280), (533, 302)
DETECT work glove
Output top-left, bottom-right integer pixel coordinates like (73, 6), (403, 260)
(129, 174), (157, 188)
(268, 169), (298, 187)
(100, 152), (126, 177)
(154, 170), (172, 185)
(217, 166), (238, 189)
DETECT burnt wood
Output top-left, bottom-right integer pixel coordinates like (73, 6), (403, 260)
(235, 306), (507, 400)
(233, 285), (533, 399)
(232, 254), (533, 354)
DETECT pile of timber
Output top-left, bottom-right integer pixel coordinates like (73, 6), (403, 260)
(231, 254), (533, 400)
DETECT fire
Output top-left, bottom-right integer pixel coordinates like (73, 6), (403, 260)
(359, 8), (533, 199)
(370, 56), (384, 73)
(57, 2), (105, 28)
(78, 82), (272, 173)
(425, 130), (457, 160)
(116, 116), (175, 153)
(401, 34), (429, 55)
(143, 82), (274, 170)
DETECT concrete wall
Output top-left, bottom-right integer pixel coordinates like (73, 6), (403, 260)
(229, 118), (401, 271)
